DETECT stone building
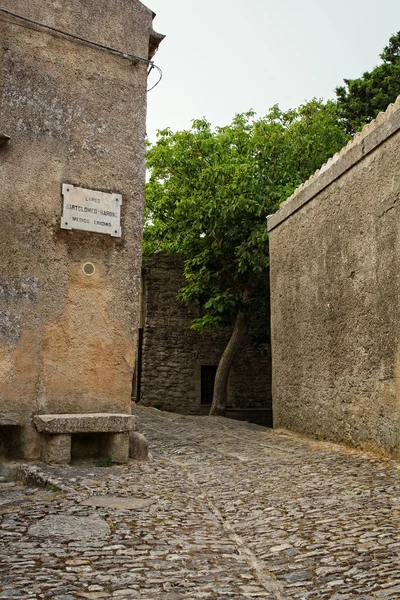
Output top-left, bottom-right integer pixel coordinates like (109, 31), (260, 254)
(0, 1), (163, 462)
(267, 97), (400, 457)
(135, 254), (272, 424)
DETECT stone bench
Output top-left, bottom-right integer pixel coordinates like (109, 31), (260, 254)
(34, 413), (138, 465)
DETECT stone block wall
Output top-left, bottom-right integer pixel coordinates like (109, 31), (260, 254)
(267, 97), (400, 456)
(138, 254), (271, 415)
(0, 0), (162, 459)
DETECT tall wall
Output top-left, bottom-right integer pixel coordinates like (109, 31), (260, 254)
(267, 97), (400, 456)
(0, 1), (162, 458)
(138, 254), (271, 415)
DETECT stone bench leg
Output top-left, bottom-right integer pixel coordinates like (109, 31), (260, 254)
(41, 433), (71, 464)
(105, 432), (129, 464)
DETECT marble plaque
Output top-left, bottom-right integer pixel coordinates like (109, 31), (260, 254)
(61, 183), (122, 237)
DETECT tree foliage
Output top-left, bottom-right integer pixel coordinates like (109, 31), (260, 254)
(143, 30), (400, 415)
(145, 101), (348, 329)
(144, 101), (349, 413)
(336, 31), (400, 133)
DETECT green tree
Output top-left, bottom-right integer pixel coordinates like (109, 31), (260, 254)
(145, 100), (349, 415)
(336, 31), (400, 134)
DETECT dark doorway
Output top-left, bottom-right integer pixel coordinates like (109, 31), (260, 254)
(0, 426), (23, 459)
(201, 365), (218, 405)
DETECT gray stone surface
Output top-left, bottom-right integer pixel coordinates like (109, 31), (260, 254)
(36, 418), (135, 464)
(0, 464), (18, 482)
(28, 515), (110, 540)
(0, 311), (21, 342)
(129, 431), (150, 460)
(139, 253), (272, 415)
(267, 97), (400, 231)
(268, 96), (400, 457)
(41, 433), (71, 465)
(0, 276), (39, 303)
(34, 414), (138, 434)
(105, 432), (130, 464)
(0, 406), (399, 599)
(81, 496), (156, 509)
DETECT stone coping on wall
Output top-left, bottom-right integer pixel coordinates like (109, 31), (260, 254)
(34, 413), (138, 434)
(267, 95), (400, 232)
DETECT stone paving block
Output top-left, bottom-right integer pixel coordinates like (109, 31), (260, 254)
(28, 515), (111, 541)
(81, 496), (156, 509)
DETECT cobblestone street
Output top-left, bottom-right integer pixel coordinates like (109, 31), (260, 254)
(1, 406), (399, 600)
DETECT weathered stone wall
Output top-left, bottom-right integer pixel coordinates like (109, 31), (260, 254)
(0, 1), (161, 458)
(138, 254), (271, 415)
(268, 98), (400, 456)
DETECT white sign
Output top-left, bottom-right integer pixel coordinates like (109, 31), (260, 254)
(61, 183), (122, 237)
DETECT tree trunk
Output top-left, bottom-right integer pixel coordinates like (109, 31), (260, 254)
(209, 311), (247, 416)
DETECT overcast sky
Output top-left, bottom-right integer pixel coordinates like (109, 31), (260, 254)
(145, 0), (400, 143)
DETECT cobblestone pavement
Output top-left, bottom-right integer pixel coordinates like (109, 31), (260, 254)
(0, 406), (399, 600)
